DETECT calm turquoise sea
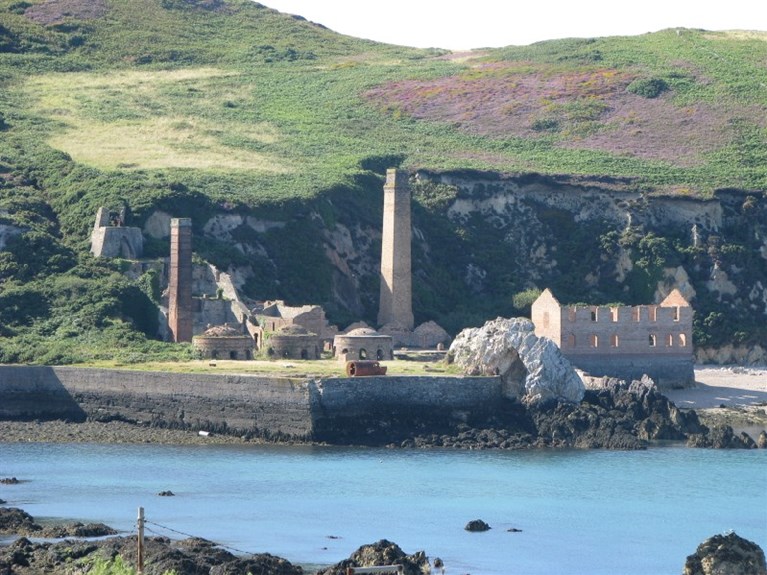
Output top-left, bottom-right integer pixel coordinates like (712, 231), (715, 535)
(1, 442), (765, 575)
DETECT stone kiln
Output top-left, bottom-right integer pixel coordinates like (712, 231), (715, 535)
(192, 324), (254, 360)
(333, 327), (394, 363)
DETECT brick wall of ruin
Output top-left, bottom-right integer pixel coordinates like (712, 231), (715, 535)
(532, 289), (695, 387)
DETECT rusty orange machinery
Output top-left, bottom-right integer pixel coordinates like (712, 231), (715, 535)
(345, 360), (387, 377)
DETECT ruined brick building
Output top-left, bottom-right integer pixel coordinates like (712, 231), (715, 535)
(531, 288), (695, 388)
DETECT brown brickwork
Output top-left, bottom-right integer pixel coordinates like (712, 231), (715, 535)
(531, 288), (695, 387)
(378, 168), (414, 330)
(168, 218), (193, 343)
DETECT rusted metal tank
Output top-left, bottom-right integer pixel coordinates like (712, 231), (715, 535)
(345, 360), (387, 377)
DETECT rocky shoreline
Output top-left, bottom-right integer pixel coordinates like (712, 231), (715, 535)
(1, 507), (764, 575)
(0, 380), (764, 450)
(0, 510), (430, 575)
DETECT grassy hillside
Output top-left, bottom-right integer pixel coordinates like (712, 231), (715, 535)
(0, 0), (765, 363)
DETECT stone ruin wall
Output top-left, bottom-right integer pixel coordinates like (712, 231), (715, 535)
(532, 291), (695, 387)
(537, 303), (693, 357)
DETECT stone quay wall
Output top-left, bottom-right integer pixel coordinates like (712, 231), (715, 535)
(0, 366), (314, 438)
(0, 366), (501, 439)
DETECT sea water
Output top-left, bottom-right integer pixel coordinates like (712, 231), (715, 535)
(1, 442), (765, 575)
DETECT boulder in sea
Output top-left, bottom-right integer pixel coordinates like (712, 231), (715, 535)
(465, 519), (491, 532)
(758, 431), (767, 449)
(684, 532), (767, 575)
(448, 317), (584, 405)
(158, 490), (175, 497)
(315, 539), (430, 575)
(0, 477), (20, 485)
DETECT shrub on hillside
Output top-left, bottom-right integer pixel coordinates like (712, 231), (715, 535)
(627, 77), (669, 98)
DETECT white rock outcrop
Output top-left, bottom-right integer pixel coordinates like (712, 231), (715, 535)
(448, 317), (584, 405)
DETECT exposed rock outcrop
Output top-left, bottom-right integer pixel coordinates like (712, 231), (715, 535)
(684, 532), (767, 575)
(686, 425), (759, 449)
(448, 317), (584, 405)
(0, 534), (301, 575)
(316, 539), (430, 575)
(0, 507), (116, 538)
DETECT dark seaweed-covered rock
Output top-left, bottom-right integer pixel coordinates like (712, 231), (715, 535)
(0, 534), (303, 575)
(316, 539), (429, 575)
(465, 519), (491, 532)
(317, 376), (733, 451)
(684, 532), (767, 575)
(686, 425), (758, 449)
(0, 507), (117, 539)
(0, 508), (39, 536)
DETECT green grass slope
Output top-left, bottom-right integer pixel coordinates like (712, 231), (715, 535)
(0, 0), (765, 363)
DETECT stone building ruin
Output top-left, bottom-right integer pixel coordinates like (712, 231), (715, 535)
(90, 206), (143, 259)
(531, 288), (694, 388)
(252, 300), (337, 357)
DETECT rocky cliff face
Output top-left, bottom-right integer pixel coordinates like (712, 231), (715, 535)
(148, 171), (766, 360)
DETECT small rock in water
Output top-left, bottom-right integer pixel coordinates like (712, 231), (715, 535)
(507, 527), (523, 533)
(465, 519), (491, 532)
(0, 478), (20, 485)
(158, 490), (175, 497)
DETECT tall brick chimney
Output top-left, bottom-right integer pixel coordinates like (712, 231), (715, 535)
(378, 168), (414, 330)
(168, 218), (193, 343)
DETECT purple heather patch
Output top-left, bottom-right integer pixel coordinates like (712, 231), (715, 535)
(365, 61), (761, 166)
(24, 0), (108, 25)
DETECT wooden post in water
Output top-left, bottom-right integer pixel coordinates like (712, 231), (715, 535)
(137, 507), (145, 574)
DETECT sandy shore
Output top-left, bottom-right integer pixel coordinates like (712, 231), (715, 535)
(0, 366), (765, 445)
(665, 366), (767, 430)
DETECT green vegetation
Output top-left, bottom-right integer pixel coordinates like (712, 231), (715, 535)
(0, 1), (764, 361)
(81, 556), (177, 575)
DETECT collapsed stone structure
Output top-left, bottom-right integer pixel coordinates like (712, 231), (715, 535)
(531, 288), (695, 388)
(90, 206), (143, 259)
(252, 300), (337, 353)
